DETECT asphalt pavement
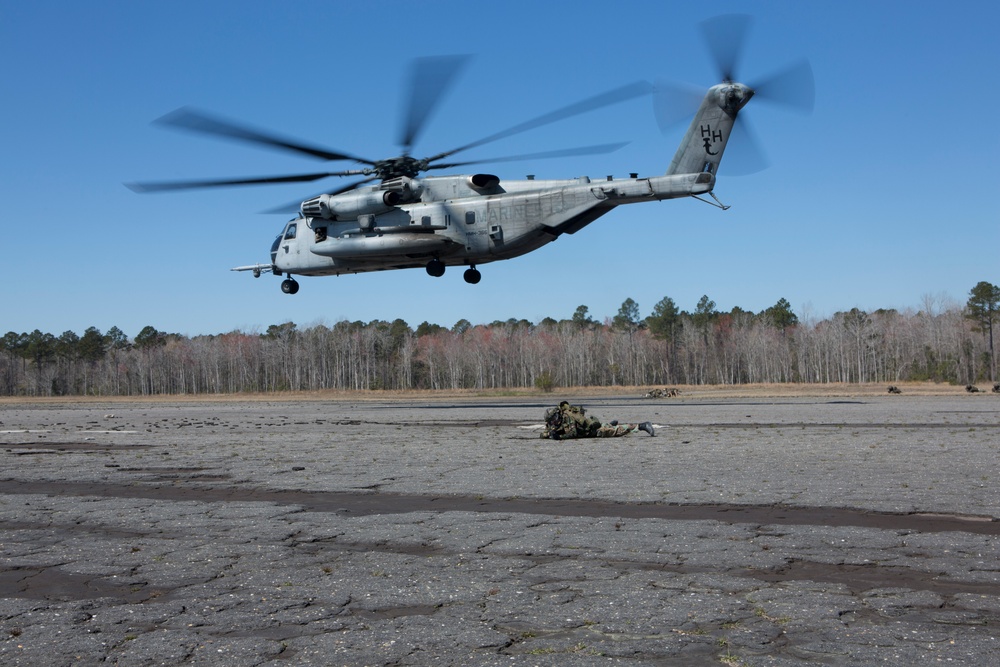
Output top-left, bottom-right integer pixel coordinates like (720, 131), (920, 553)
(0, 393), (998, 665)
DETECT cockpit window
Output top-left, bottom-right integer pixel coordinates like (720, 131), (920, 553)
(284, 223), (297, 240)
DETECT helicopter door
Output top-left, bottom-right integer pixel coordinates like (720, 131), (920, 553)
(484, 202), (502, 250)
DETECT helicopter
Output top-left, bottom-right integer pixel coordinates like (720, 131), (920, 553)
(128, 16), (813, 295)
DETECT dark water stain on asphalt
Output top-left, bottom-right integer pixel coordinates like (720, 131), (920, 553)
(2, 479), (999, 603)
(744, 559), (1000, 596)
(4, 442), (153, 452)
(0, 565), (160, 603)
(1, 478), (996, 535)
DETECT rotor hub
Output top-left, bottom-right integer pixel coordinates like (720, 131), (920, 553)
(374, 156), (428, 180)
(718, 83), (754, 116)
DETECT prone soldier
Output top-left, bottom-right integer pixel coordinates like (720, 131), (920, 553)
(541, 401), (655, 440)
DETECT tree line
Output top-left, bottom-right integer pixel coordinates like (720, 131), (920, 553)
(3, 282), (998, 397)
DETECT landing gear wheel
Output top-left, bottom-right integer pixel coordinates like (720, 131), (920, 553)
(426, 259), (445, 278)
(280, 278), (299, 294)
(463, 267), (481, 284)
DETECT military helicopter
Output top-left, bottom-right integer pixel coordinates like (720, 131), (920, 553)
(128, 16), (812, 295)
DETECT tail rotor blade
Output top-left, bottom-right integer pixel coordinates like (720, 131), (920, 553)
(701, 14), (752, 82)
(724, 115), (769, 176)
(751, 58), (815, 113)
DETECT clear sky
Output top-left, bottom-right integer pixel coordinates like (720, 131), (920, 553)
(2, 1), (997, 339)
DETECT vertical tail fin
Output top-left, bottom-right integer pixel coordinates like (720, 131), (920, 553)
(666, 83), (753, 177)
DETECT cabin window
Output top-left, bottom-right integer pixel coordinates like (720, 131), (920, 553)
(284, 223), (297, 240)
(314, 226), (327, 242)
(421, 216), (431, 226)
(465, 211), (476, 225)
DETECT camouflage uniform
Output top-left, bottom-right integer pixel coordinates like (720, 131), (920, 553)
(595, 422), (642, 437)
(541, 401), (652, 439)
(541, 402), (599, 439)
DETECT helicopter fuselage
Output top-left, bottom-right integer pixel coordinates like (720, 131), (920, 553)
(266, 170), (714, 281)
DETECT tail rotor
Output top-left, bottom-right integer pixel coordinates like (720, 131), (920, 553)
(656, 14), (815, 175)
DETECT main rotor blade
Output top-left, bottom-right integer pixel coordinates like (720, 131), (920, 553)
(702, 14), (752, 82)
(652, 79), (707, 132)
(429, 142), (630, 170)
(750, 58), (815, 113)
(398, 55), (470, 154)
(155, 107), (375, 164)
(125, 170), (368, 193)
(429, 81), (653, 163)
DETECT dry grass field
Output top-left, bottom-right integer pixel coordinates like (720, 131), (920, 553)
(1, 381), (994, 405)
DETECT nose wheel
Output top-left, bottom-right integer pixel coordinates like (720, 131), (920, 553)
(280, 278), (299, 294)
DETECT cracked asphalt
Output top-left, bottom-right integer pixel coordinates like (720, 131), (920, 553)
(0, 393), (998, 665)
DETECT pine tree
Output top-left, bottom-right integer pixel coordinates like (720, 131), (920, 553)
(966, 281), (1000, 381)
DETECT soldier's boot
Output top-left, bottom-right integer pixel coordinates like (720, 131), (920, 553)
(638, 422), (655, 437)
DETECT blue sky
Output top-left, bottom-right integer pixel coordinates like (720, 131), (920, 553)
(2, 1), (997, 338)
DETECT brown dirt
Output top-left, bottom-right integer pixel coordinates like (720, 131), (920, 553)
(0, 381), (990, 405)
